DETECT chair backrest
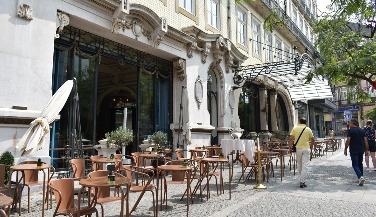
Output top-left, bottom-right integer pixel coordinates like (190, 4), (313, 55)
(123, 165), (134, 187)
(88, 170), (110, 198)
(169, 160), (185, 181)
(114, 154), (123, 160)
(90, 156), (104, 171)
(69, 158), (86, 179)
(19, 161), (38, 184)
(49, 178), (75, 212)
(213, 145), (221, 156)
(241, 152), (250, 165)
(0, 164), (5, 188)
(175, 149), (184, 160)
(131, 152), (145, 167)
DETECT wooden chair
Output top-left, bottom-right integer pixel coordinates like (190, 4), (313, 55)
(49, 178), (98, 217)
(0, 164), (22, 213)
(90, 156), (104, 171)
(175, 149), (190, 161)
(69, 159), (86, 179)
(239, 152), (264, 184)
(87, 170), (127, 217)
(123, 165), (156, 216)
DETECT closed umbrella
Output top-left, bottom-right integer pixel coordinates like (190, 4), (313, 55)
(16, 80), (74, 156)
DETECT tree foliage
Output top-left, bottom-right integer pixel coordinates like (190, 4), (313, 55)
(313, 0), (376, 100)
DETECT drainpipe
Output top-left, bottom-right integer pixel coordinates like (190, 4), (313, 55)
(228, 0), (232, 40)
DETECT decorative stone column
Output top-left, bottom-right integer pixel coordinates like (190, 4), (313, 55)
(259, 87), (271, 142)
(269, 91), (277, 132)
(259, 87), (268, 131)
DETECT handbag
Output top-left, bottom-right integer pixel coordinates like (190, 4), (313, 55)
(292, 127), (306, 152)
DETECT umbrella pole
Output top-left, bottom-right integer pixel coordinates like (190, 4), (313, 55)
(177, 86), (185, 150)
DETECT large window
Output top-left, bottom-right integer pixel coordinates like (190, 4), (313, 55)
(284, 44), (290, 61)
(237, 8), (247, 46)
(252, 19), (261, 56)
(265, 33), (273, 62)
(179, 0), (195, 15)
(275, 38), (282, 62)
(299, 15), (304, 31)
(207, 0), (220, 29)
(292, 6), (297, 24)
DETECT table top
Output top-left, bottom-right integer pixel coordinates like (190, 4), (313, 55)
(139, 153), (163, 158)
(158, 165), (192, 171)
(0, 194), (13, 207)
(90, 158), (121, 163)
(201, 157), (229, 163)
(11, 163), (52, 171)
(189, 149), (207, 152)
(273, 148), (290, 152)
(260, 151), (279, 155)
(79, 176), (129, 187)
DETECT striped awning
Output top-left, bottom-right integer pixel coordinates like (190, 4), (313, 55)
(234, 54), (333, 101)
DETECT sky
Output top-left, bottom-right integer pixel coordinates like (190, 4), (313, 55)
(316, 0), (332, 15)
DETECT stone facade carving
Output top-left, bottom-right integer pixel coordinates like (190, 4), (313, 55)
(187, 42), (211, 63)
(195, 76), (203, 109)
(209, 61), (224, 88)
(173, 58), (186, 81)
(55, 12), (70, 39)
(17, 4), (33, 20)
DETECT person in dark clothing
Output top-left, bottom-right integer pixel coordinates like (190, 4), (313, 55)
(344, 119), (369, 186)
(363, 120), (376, 171)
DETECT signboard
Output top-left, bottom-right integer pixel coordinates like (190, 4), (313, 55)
(344, 110), (352, 121)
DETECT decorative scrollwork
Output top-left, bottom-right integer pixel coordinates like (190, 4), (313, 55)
(55, 12), (70, 39)
(173, 58), (186, 81)
(17, 4), (33, 20)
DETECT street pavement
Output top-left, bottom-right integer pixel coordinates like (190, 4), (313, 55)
(8, 138), (376, 217)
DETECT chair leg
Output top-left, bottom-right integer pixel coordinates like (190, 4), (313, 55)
(27, 186), (30, 213)
(100, 204), (105, 217)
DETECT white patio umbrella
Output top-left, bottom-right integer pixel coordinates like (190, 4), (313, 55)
(16, 80), (74, 156)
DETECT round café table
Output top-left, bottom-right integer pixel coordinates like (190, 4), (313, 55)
(89, 157), (122, 171)
(79, 176), (130, 217)
(272, 148), (290, 181)
(156, 164), (192, 217)
(200, 158), (231, 200)
(10, 163), (54, 217)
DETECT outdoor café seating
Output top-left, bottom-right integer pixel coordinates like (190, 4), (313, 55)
(49, 178), (99, 217)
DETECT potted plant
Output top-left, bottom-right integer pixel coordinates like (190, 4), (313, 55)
(148, 131), (168, 151)
(0, 151), (14, 185)
(105, 126), (133, 154)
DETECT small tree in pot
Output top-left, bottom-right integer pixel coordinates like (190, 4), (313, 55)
(148, 131), (168, 152)
(105, 126), (133, 150)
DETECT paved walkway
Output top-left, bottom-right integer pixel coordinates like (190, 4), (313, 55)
(8, 140), (376, 216)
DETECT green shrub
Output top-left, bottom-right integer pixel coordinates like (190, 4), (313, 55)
(0, 151), (14, 185)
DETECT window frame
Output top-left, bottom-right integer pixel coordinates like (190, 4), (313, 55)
(237, 8), (247, 46)
(207, 0), (220, 30)
(179, 0), (196, 15)
(275, 37), (282, 62)
(265, 32), (273, 62)
(252, 17), (261, 57)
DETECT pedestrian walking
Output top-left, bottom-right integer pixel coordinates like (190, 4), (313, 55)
(344, 118), (369, 186)
(363, 120), (376, 171)
(289, 117), (315, 188)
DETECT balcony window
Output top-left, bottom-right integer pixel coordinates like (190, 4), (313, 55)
(284, 44), (290, 61)
(275, 39), (282, 62)
(292, 6), (297, 24)
(252, 19), (261, 56)
(207, 0), (219, 29)
(265, 33), (273, 62)
(237, 9), (247, 46)
(179, 0), (195, 15)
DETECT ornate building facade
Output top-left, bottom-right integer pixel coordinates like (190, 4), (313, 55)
(0, 0), (331, 164)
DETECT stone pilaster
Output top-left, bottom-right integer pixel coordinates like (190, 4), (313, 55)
(269, 91), (277, 131)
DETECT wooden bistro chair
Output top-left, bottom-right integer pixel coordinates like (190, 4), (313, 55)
(69, 159), (89, 203)
(239, 152), (264, 185)
(0, 164), (22, 214)
(49, 178), (98, 217)
(123, 165), (156, 217)
(87, 170), (128, 217)
(90, 156), (104, 171)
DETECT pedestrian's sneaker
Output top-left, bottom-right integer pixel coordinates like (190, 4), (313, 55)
(299, 182), (305, 188)
(358, 176), (365, 186)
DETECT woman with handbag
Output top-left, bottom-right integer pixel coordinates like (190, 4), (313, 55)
(289, 117), (315, 188)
